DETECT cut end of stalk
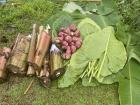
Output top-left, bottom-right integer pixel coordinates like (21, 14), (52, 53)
(7, 65), (26, 75)
(27, 65), (35, 76)
(50, 68), (65, 80)
(44, 24), (51, 33)
(39, 77), (51, 88)
(33, 24), (37, 29)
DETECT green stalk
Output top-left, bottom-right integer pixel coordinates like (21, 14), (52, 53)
(92, 63), (99, 77)
(87, 62), (92, 77)
(80, 67), (88, 78)
(89, 67), (94, 83)
(88, 61), (96, 82)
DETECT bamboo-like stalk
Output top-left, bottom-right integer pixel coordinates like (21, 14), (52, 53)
(27, 24), (37, 76)
(28, 24), (37, 63)
(36, 25), (44, 49)
(27, 65), (35, 76)
(33, 25), (51, 73)
(50, 44), (64, 80)
(7, 34), (30, 75)
(39, 55), (51, 87)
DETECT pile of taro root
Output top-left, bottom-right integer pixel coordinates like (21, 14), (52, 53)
(0, 24), (82, 88)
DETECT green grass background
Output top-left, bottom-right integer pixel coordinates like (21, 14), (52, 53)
(0, 0), (119, 105)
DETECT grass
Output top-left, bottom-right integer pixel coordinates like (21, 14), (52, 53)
(0, 75), (119, 105)
(0, 0), (119, 105)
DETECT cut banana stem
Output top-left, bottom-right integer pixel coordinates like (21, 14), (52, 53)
(36, 25), (44, 49)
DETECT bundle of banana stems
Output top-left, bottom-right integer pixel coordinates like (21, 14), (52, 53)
(0, 24), (64, 88)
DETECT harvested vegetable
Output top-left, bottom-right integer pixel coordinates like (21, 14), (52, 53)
(27, 24), (37, 76)
(34, 25), (52, 75)
(50, 43), (64, 80)
(59, 26), (127, 88)
(0, 47), (11, 83)
(27, 24), (37, 65)
(7, 34), (30, 75)
(77, 18), (101, 38)
(36, 25), (44, 49)
(56, 24), (83, 59)
(39, 55), (51, 88)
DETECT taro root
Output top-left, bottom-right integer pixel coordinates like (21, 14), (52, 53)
(33, 25), (52, 75)
(7, 34), (30, 75)
(0, 47), (11, 83)
(56, 24), (83, 60)
(50, 43), (65, 80)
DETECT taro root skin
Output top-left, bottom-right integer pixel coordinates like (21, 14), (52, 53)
(56, 24), (83, 60)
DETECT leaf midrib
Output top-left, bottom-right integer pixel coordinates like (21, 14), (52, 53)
(126, 30), (133, 105)
(129, 62), (133, 105)
(97, 30), (111, 77)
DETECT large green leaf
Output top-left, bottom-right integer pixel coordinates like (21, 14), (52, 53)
(62, 0), (120, 29)
(53, 15), (73, 36)
(116, 22), (140, 63)
(63, 2), (85, 14)
(116, 21), (140, 105)
(59, 27), (127, 87)
(58, 27), (110, 88)
(88, 11), (120, 28)
(77, 18), (101, 39)
(119, 59), (140, 105)
(82, 77), (100, 87)
(78, 26), (126, 84)
(47, 11), (86, 38)
(86, 0), (120, 28)
(47, 12), (73, 37)
(85, 3), (114, 16)
(93, 27), (127, 84)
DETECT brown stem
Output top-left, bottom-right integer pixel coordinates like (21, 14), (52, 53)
(27, 24), (37, 76)
(7, 34), (30, 75)
(39, 55), (50, 78)
(50, 44), (64, 80)
(34, 27), (51, 72)
(27, 64), (35, 76)
(39, 55), (51, 87)
(28, 24), (37, 63)
(36, 25), (44, 49)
